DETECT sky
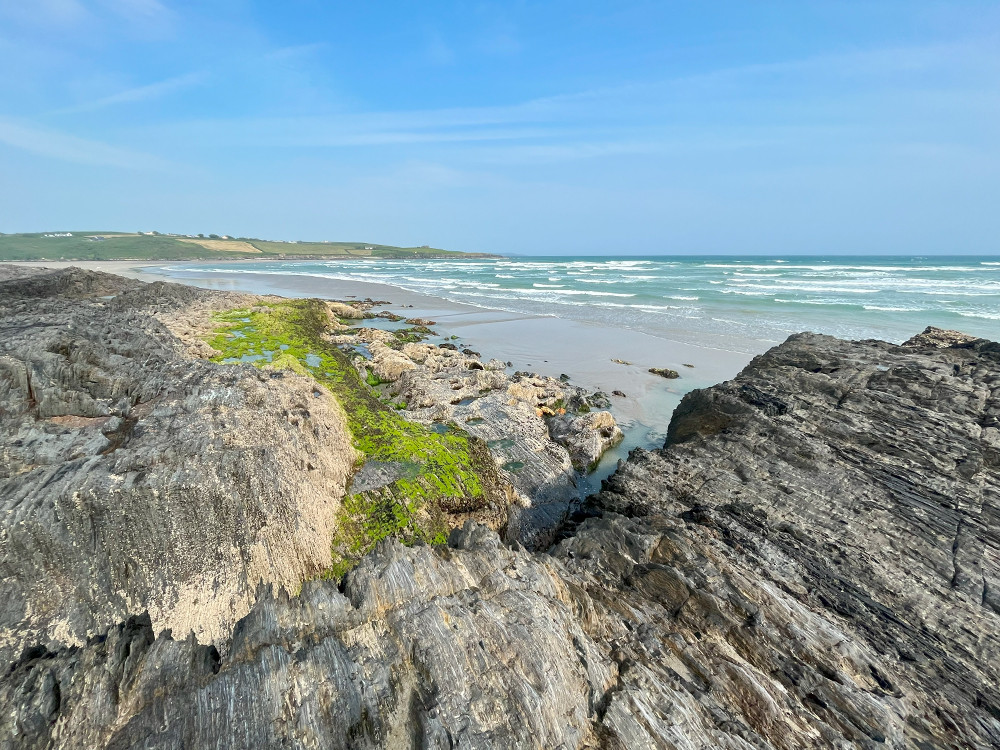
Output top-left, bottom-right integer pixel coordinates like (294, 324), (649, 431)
(0, 1), (998, 255)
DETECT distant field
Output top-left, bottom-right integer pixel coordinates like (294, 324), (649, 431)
(0, 232), (496, 261)
(177, 238), (262, 253)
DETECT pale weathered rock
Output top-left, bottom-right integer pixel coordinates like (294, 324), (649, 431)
(328, 301), (365, 319)
(368, 341), (417, 381)
(902, 325), (983, 348)
(547, 410), (624, 471)
(0, 267), (358, 664)
(351, 333), (624, 546)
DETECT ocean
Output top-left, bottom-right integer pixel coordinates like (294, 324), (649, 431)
(158, 255), (1000, 352)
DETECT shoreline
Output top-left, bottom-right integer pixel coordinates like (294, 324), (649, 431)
(2, 260), (754, 488)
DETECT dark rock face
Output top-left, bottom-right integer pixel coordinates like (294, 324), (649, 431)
(596, 331), (1000, 746)
(1, 268), (998, 749)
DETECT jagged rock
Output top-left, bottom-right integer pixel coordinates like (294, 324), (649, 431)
(902, 325), (983, 348)
(355, 327), (396, 344)
(328, 301), (365, 319)
(386, 346), (621, 546)
(648, 366), (679, 379)
(0, 267), (358, 664)
(547, 410), (624, 471)
(591, 330), (1000, 747)
(3, 269), (996, 749)
(368, 341), (417, 381)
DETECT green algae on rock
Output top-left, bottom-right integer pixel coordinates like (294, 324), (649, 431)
(206, 299), (507, 578)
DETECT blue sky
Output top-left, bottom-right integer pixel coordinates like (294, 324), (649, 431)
(0, 1), (998, 255)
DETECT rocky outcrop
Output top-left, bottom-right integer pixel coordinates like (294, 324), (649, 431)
(648, 366), (680, 379)
(0, 267), (357, 663)
(547, 410), (624, 471)
(2, 268), (998, 749)
(590, 330), (1000, 747)
(902, 325), (985, 349)
(331, 331), (625, 547)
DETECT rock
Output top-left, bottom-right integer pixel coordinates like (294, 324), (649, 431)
(611, 390), (626, 397)
(368, 342), (417, 382)
(611, 358), (631, 365)
(328, 301), (365, 319)
(648, 366), (679, 378)
(589, 330), (1000, 747)
(392, 364), (599, 546)
(588, 391), (612, 408)
(404, 317), (435, 326)
(547, 410), (624, 471)
(3, 272), (996, 750)
(903, 325), (983, 348)
(0, 267), (357, 664)
(682, 362), (695, 368)
(9, 326), (999, 750)
(354, 327), (396, 344)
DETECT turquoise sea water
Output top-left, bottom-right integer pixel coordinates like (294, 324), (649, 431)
(161, 255), (999, 352)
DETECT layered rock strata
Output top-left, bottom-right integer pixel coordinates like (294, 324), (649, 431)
(0, 267), (358, 663)
(2, 267), (998, 749)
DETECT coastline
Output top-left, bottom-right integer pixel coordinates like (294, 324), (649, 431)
(3, 260), (754, 487)
(137, 262), (755, 489)
(3, 263), (997, 747)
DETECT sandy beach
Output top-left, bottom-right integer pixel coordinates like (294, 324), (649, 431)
(4, 260), (754, 487)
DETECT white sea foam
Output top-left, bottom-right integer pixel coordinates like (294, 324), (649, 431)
(163, 256), (1000, 353)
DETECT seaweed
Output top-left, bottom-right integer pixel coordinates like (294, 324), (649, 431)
(206, 299), (498, 577)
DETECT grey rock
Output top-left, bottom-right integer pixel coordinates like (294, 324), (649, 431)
(2, 270), (997, 749)
(902, 325), (984, 348)
(0, 267), (357, 663)
(547, 410), (624, 472)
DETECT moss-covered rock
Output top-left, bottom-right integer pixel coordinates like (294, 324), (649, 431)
(207, 299), (507, 577)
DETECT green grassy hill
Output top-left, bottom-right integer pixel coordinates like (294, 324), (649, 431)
(0, 232), (497, 261)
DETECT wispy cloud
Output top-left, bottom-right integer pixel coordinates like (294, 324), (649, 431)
(0, 0), (171, 27)
(0, 0), (88, 26)
(51, 71), (207, 115)
(0, 116), (173, 169)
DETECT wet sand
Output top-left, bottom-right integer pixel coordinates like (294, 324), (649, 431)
(3, 260), (168, 283)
